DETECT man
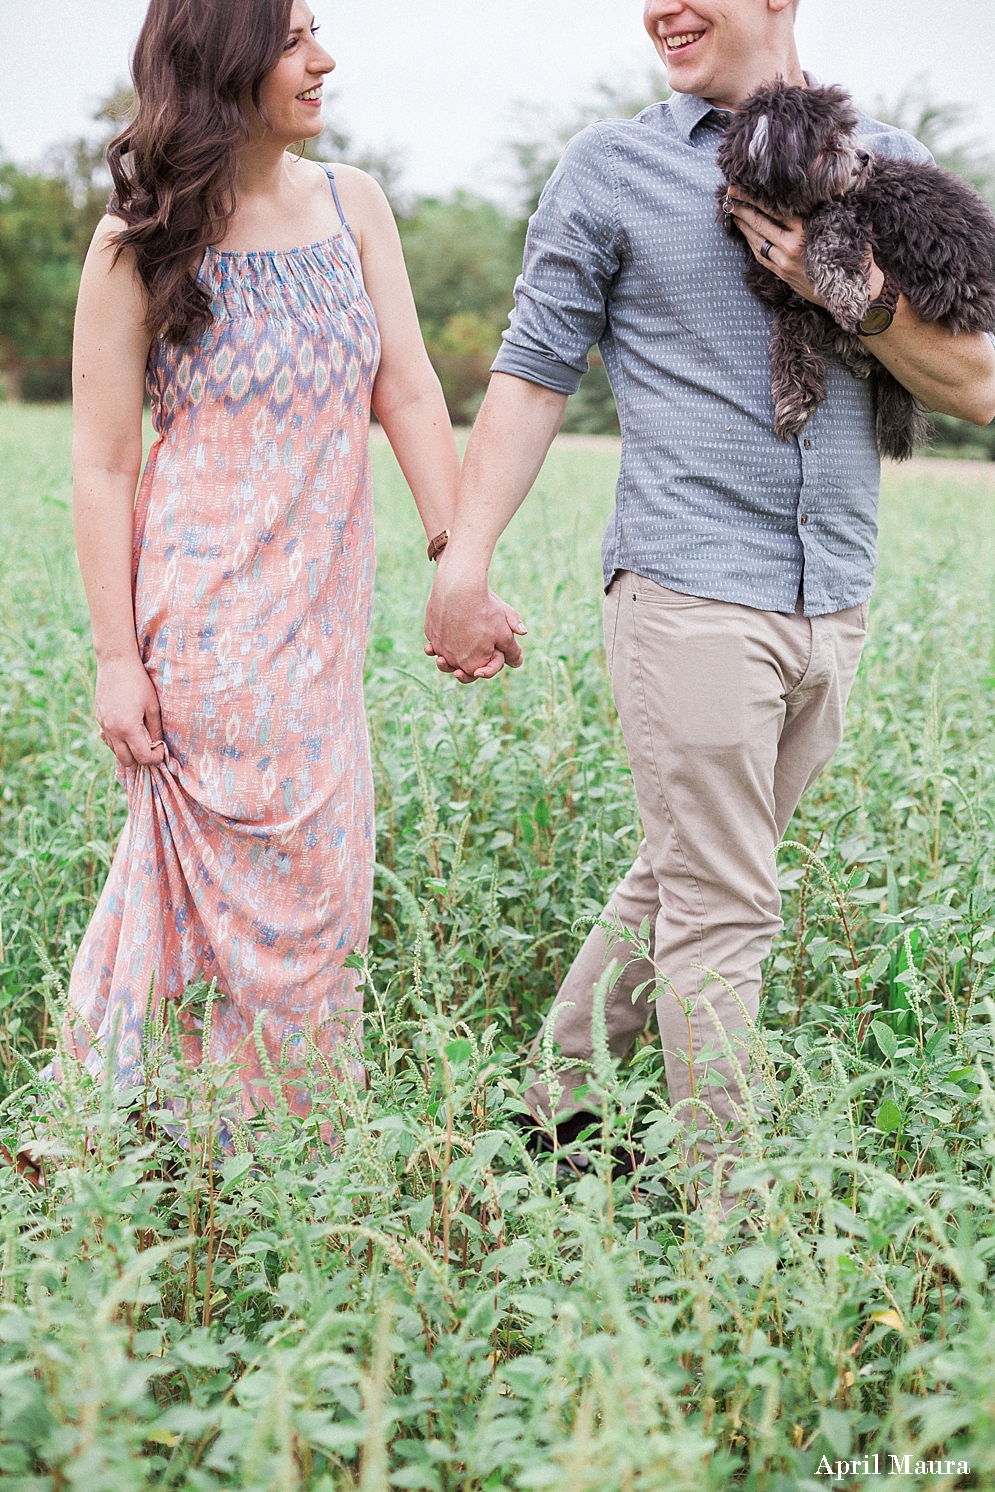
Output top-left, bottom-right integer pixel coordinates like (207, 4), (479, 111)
(424, 0), (995, 1182)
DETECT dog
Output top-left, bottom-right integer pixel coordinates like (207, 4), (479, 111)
(716, 81), (995, 460)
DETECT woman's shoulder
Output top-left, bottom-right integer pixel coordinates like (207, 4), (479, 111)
(311, 161), (394, 251)
(81, 212), (142, 289)
(314, 160), (388, 207)
(88, 211), (129, 254)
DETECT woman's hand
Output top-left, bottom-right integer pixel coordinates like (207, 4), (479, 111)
(425, 577), (527, 683)
(95, 654), (166, 768)
(724, 185), (886, 308)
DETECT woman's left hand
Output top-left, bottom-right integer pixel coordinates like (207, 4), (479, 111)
(724, 186), (885, 307)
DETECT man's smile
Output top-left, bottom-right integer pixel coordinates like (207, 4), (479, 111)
(665, 30), (706, 53)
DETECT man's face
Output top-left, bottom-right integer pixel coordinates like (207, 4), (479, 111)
(643, 0), (775, 102)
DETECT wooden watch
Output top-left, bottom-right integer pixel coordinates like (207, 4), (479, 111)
(858, 268), (901, 336)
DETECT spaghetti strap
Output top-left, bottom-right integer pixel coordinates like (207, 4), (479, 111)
(323, 166), (347, 228)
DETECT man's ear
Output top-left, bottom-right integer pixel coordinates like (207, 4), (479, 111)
(768, 0), (797, 14)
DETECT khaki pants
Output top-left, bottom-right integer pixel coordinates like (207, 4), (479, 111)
(525, 572), (868, 1163)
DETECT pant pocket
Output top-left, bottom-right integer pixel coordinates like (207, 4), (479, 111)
(632, 574), (712, 610)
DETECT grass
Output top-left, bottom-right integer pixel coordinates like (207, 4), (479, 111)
(3, 404), (995, 1488)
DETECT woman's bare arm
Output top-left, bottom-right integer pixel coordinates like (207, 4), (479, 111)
(72, 215), (165, 768)
(335, 168), (526, 678)
(335, 167), (459, 540)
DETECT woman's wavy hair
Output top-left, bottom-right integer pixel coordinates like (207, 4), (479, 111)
(108, 0), (293, 345)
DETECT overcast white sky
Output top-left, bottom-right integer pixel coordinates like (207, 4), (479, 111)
(2, 0), (993, 200)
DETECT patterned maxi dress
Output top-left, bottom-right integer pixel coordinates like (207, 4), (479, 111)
(68, 169), (380, 1106)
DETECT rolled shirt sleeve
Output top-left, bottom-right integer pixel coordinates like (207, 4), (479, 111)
(491, 125), (623, 394)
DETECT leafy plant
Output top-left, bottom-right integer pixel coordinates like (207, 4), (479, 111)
(5, 412), (995, 1484)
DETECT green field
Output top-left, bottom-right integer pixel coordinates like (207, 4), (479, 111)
(3, 404), (995, 1488)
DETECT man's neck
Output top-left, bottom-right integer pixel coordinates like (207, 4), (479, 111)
(702, 47), (806, 111)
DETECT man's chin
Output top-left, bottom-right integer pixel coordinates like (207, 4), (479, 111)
(661, 55), (711, 96)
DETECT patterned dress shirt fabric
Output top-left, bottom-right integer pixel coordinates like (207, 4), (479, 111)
(491, 89), (932, 616)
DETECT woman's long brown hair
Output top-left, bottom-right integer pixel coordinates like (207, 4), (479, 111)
(107, 0), (293, 346)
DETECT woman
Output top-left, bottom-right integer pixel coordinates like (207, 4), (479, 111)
(70, 0), (476, 1108)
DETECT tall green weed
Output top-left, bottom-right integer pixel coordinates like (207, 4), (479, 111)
(3, 410), (995, 1486)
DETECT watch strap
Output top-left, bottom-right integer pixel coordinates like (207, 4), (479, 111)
(858, 268), (900, 335)
(427, 529), (450, 563)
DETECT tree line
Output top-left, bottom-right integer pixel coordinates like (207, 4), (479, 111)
(1, 76), (993, 450)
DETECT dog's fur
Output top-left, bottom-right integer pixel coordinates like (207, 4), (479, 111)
(716, 81), (995, 460)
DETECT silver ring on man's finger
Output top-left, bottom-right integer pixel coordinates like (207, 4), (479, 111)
(760, 239), (774, 260)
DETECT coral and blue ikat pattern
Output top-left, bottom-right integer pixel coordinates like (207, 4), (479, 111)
(68, 171), (380, 1111)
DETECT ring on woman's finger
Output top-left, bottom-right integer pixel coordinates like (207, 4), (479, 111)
(760, 239), (774, 261)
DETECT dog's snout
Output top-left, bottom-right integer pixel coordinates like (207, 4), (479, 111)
(855, 150), (870, 166)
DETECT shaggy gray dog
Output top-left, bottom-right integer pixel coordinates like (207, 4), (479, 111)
(716, 81), (995, 460)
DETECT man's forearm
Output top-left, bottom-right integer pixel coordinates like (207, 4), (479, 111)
(443, 373), (568, 577)
(424, 373), (568, 680)
(727, 190), (995, 428)
(860, 300), (995, 426)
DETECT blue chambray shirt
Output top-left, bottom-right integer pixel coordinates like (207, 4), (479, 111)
(491, 90), (931, 616)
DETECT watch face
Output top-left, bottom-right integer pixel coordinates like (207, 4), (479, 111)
(860, 305), (894, 335)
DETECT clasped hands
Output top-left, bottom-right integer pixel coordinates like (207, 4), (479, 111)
(424, 561), (527, 684)
(723, 185), (886, 305)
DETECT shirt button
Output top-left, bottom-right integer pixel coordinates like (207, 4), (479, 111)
(800, 514), (809, 525)
(803, 439), (812, 450)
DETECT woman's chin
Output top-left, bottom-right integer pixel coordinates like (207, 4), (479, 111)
(271, 114), (325, 149)
(295, 109), (326, 138)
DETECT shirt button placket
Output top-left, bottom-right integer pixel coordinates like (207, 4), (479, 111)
(799, 434), (814, 532)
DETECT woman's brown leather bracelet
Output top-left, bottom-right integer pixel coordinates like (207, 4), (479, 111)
(427, 528), (450, 562)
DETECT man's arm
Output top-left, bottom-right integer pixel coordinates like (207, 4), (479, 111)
(425, 374), (567, 681)
(727, 190), (995, 426)
(424, 124), (621, 680)
(852, 298), (995, 426)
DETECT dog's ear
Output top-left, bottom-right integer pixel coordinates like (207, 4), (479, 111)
(748, 115), (771, 173)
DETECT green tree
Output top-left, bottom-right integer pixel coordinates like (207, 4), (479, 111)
(873, 75), (995, 206)
(43, 85), (135, 255)
(0, 86), (130, 401)
(0, 165), (82, 401)
(396, 194), (522, 422)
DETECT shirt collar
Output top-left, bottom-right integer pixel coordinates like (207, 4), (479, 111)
(667, 90), (726, 142)
(668, 73), (820, 143)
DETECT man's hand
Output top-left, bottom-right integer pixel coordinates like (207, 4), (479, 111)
(425, 567), (527, 683)
(724, 186), (995, 424)
(421, 373), (567, 684)
(724, 185), (885, 307)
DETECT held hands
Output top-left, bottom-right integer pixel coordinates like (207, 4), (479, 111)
(95, 653), (167, 768)
(724, 186), (885, 306)
(424, 565), (528, 684)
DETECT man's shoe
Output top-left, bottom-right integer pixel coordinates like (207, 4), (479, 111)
(510, 1109), (643, 1179)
